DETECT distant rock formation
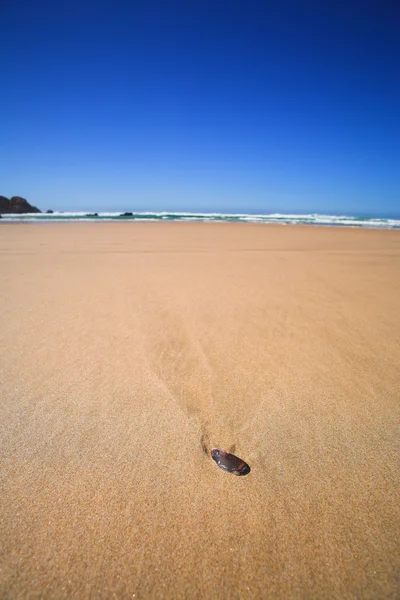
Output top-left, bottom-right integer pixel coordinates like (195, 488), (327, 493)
(0, 196), (42, 214)
(46, 209), (54, 214)
(121, 212), (133, 217)
(0, 196), (10, 213)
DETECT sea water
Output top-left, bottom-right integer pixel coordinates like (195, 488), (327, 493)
(1, 211), (400, 229)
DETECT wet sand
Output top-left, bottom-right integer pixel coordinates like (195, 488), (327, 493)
(1, 223), (399, 599)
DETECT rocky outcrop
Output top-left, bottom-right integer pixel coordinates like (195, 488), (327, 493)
(0, 196), (42, 214)
(0, 196), (10, 213)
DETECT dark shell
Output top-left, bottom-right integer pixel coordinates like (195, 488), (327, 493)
(211, 448), (251, 476)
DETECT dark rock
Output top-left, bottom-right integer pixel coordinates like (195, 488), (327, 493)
(86, 213), (98, 217)
(10, 197), (41, 214)
(46, 209), (54, 214)
(0, 196), (41, 214)
(0, 196), (10, 213)
(121, 212), (133, 217)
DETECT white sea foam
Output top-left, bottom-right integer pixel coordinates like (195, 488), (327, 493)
(1, 211), (399, 228)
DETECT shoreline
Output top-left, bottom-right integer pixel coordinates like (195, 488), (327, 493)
(1, 210), (400, 230)
(1, 220), (400, 231)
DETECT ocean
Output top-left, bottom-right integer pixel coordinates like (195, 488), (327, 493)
(1, 211), (400, 229)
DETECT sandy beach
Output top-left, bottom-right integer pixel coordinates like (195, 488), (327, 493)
(1, 223), (399, 599)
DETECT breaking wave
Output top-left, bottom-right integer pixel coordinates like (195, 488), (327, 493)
(2, 211), (400, 229)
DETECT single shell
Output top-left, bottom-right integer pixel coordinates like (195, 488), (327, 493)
(211, 448), (251, 476)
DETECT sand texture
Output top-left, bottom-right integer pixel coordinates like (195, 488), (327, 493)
(1, 223), (399, 599)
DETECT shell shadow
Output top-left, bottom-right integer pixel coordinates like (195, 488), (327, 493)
(200, 427), (210, 456)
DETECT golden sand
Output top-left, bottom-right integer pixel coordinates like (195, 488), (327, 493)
(1, 223), (399, 599)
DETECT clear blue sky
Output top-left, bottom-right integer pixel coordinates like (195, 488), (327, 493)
(1, 0), (399, 215)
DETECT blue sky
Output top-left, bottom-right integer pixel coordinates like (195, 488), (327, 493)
(1, 0), (399, 215)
